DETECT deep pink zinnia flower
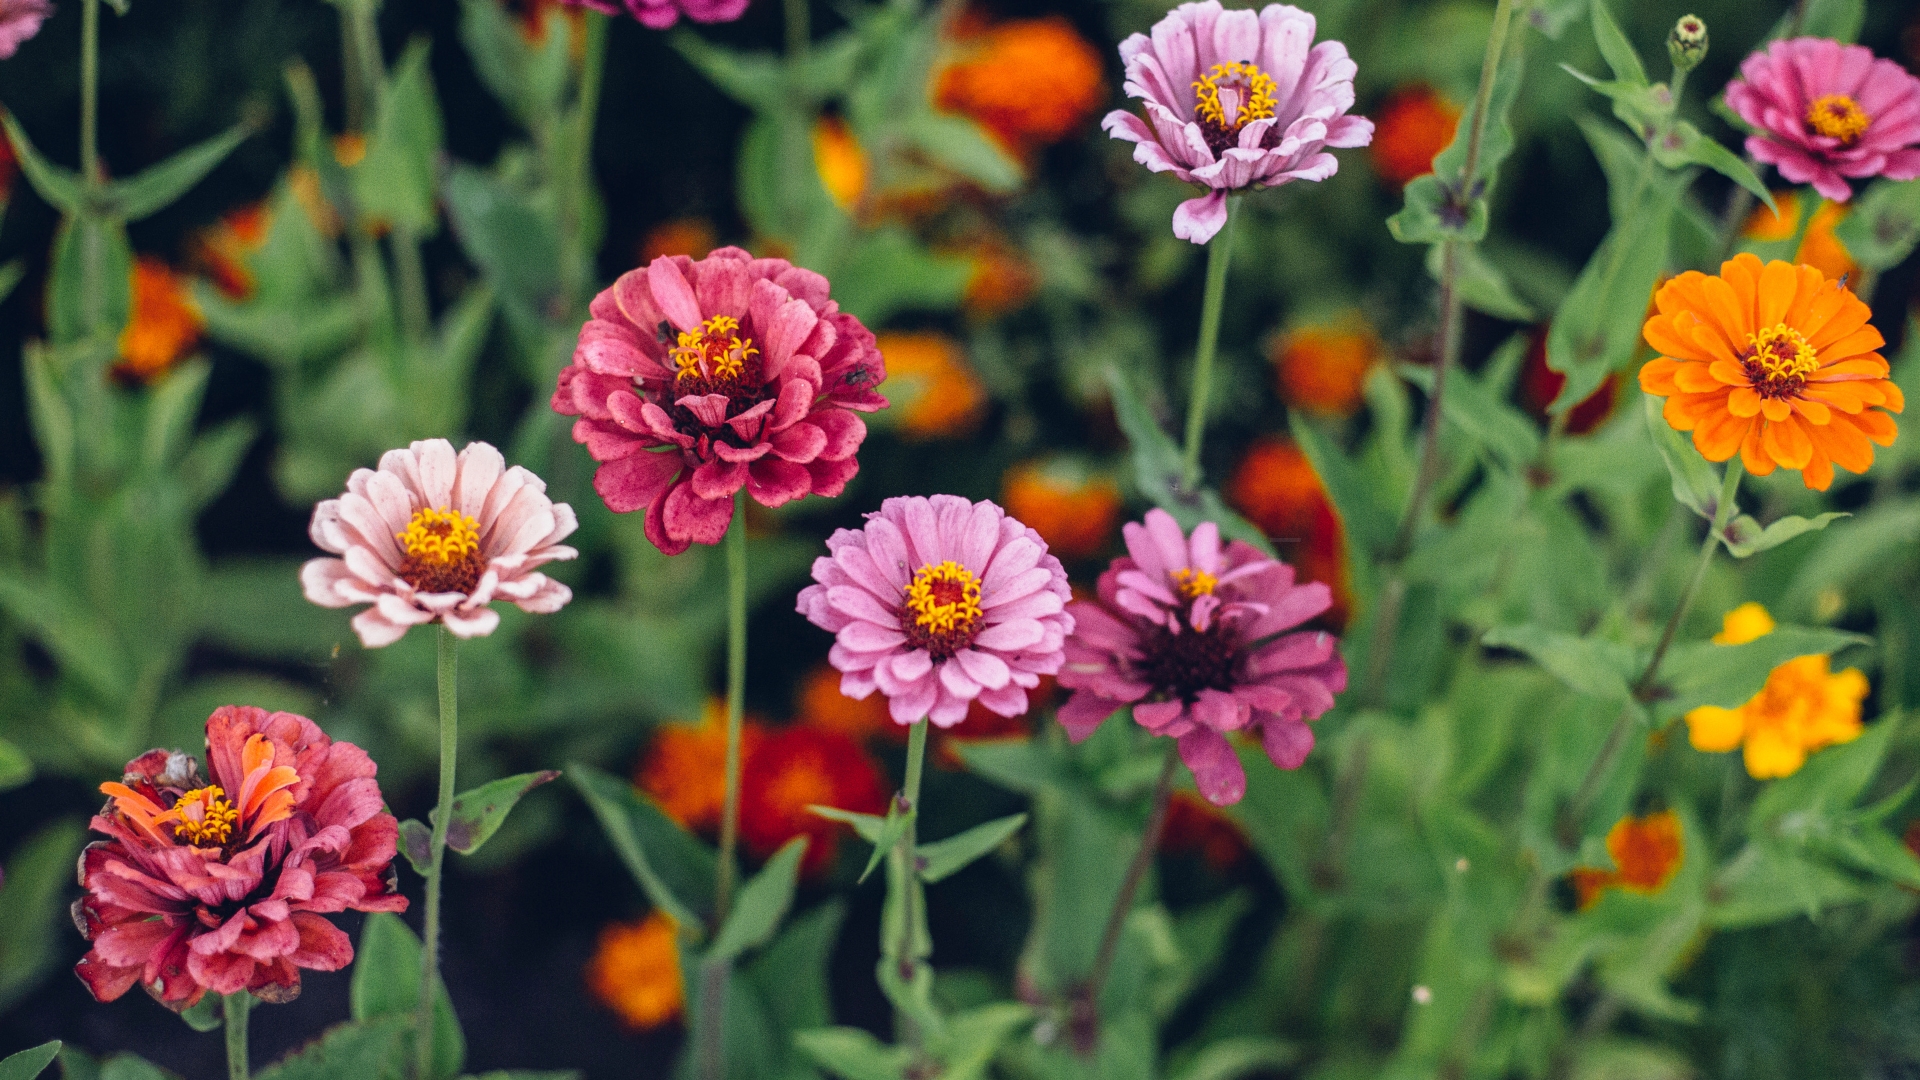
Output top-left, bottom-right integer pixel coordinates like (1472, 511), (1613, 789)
(553, 247), (887, 555)
(0, 0), (49, 58)
(562, 0), (744, 30)
(797, 495), (1074, 726)
(73, 706), (406, 1009)
(302, 439), (578, 647)
(1725, 37), (1920, 202)
(1101, 1), (1373, 244)
(1055, 509), (1346, 805)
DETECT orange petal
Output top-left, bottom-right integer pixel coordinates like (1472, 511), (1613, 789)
(1880, 381), (1903, 413)
(1815, 357), (1891, 380)
(1639, 357), (1683, 394)
(1728, 387), (1762, 417)
(1810, 415), (1874, 473)
(1695, 407), (1749, 462)
(1763, 416), (1814, 470)
(1816, 326), (1887, 364)
(1755, 258), (1797, 329)
(1801, 434), (1834, 490)
(1851, 408), (1897, 447)
(1699, 275), (1752, 350)
(1790, 397), (1831, 424)
(1644, 316), (1716, 364)
(1782, 264), (1828, 328)
(1676, 362), (1727, 393)
(1654, 272), (1708, 317)
(1759, 398), (1792, 422)
(1738, 417), (1773, 474)
(1804, 290), (1873, 352)
(1683, 312), (1741, 365)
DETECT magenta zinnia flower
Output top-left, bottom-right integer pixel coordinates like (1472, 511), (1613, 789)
(1101, 1), (1372, 244)
(1055, 509), (1346, 805)
(553, 247), (887, 555)
(73, 706), (406, 1008)
(562, 0), (744, 30)
(1725, 37), (1920, 202)
(797, 495), (1074, 726)
(0, 0), (49, 58)
(301, 438), (577, 647)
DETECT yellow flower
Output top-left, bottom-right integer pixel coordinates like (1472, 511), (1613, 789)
(1686, 654), (1868, 779)
(1713, 601), (1777, 645)
(813, 117), (869, 213)
(585, 912), (684, 1030)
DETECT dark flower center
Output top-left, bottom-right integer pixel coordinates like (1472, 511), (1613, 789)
(1741, 323), (1818, 401)
(1138, 621), (1240, 703)
(901, 561), (983, 661)
(396, 507), (485, 594)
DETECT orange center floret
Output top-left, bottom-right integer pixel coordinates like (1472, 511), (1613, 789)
(670, 316), (758, 390)
(903, 561), (984, 659)
(1806, 95), (1869, 144)
(397, 507), (484, 595)
(171, 785), (239, 846)
(1193, 61), (1277, 152)
(1743, 323), (1819, 399)
(1171, 567), (1217, 599)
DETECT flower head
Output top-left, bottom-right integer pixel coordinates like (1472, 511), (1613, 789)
(1519, 328), (1619, 435)
(1742, 191), (1858, 283)
(1224, 437), (1350, 628)
(935, 15), (1106, 154)
(586, 912), (684, 1029)
(73, 706), (406, 1008)
(1639, 253), (1901, 490)
(1713, 601), (1777, 645)
(301, 439), (578, 646)
(798, 495), (1074, 727)
(553, 248), (886, 554)
(638, 700), (768, 834)
(1571, 810), (1684, 909)
(116, 258), (204, 383)
(814, 117), (870, 213)
(1056, 509), (1346, 805)
(559, 0), (742, 30)
(740, 726), (889, 876)
(1001, 459), (1121, 561)
(1271, 318), (1380, 416)
(1724, 37), (1920, 202)
(1102, 1), (1372, 243)
(0, 0), (49, 59)
(877, 333), (986, 440)
(1686, 653), (1867, 779)
(1369, 83), (1460, 188)
(798, 663), (901, 744)
(193, 204), (271, 300)
(1162, 791), (1250, 870)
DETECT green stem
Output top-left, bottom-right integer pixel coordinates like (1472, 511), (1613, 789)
(886, 718), (931, 1047)
(783, 0), (810, 63)
(79, 0), (98, 184)
(1180, 199), (1238, 490)
(415, 627), (458, 1080)
(224, 993), (251, 1080)
(1785, 193), (1821, 264)
(560, 11), (607, 311)
(715, 490), (749, 926)
(1082, 744), (1178, 1009)
(391, 228), (431, 345)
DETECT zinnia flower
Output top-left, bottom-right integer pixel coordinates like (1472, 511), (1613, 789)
(798, 664), (903, 745)
(1056, 508), (1347, 805)
(1712, 601), (1776, 646)
(797, 495), (1074, 726)
(1570, 810), (1684, 910)
(116, 258), (203, 383)
(739, 726), (889, 877)
(1686, 654), (1867, 779)
(1518, 328), (1619, 435)
(637, 700), (768, 834)
(1368, 83), (1460, 188)
(1101, 1), (1373, 243)
(586, 912), (684, 1029)
(0, 0), (50, 59)
(639, 217), (717, 263)
(552, 248), (887, 554)
(1271, 318), (1380, 416)
(814, 117), (870, 213)
(1001, 459), (1121, 561)
(560, 0), (742, 30)
(935, 15), (1106, 154)
(1724, 37), (1920, 202)
(1224, 437), (1350, 628)
(301, 439), (578, 646)
(1742, 190), (1858, 283)
(1638, 253), (1902, 490)
(1162, 791), (1250, 870)
(193, 204), (271, 301)
(73, 706), (406, 1007)
(877, 333), (987, 439)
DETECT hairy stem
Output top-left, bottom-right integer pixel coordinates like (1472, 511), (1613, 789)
(415, 627), (458, 1080)
(224, 993), (251, 1080)
(1180, 199), (1239, 489)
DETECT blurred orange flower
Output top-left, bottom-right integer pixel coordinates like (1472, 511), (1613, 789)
(1518, 327), (1619, 435)
(740, 726), (890, 877)
(877, 333), (988, 439)
(639, 217), (717, 263)
(194, 203), (270, 301)
(1370, 84), (1460, 188)
(1686, 654), (1867, 779)
(116, 257), (204, 383)
(1161, 791), (1249, 870)
(814, 117), (869, 212)
(517, 0), (585, 54)
(935, 15), (1104, 154)
(585, 912), (684, 1029)
(1001, 459), (1120, 560)
(1573, 811), (1684, 909)
(798, 662), (902, 745)
(1224, 437), (1350, 628)
(1743, 191), (1858, 285)
(1272, 318), (1381, 416)
(961, 239), (1037, 318)
(636, 700), (766, 835)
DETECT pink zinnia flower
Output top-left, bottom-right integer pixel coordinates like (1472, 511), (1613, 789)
(301, 438), (577, 647)
(0, 0), (49, 59)
(1055, 509), (1346, 805)
(73, 706), (406, 1008)
(797, 495), (1074, 726)
(1101, 1), (1373, 244)
(1725, 37), (1920, 202)
(562, 0), (744, 30)
(552, 247), (887, 555)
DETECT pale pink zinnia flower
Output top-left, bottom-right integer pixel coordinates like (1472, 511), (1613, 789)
(74, 706), (406, 1008)
(1725, 37), (1920, 202)
(1101, 0), (1373, 244)
(552, 247), (887, 555)
(562, 0), (743, 29)
(1056, 509), (1346, 805)
(301, 439), (577, 647)
(797, 495), (1074, 726)
(0, 0), (50, 59)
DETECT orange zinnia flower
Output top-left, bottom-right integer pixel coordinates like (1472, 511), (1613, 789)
(1224, 437), (1351, 628)
(1369, 84), (1461, 188)
(635, 700), (766, 835)
(934, 15), (1104, 154)
(116, 257), (204, 382)
(638, 217), (716, 263)
(1638, 253), (1901, 490)
(877, 333), (988, 439)
(194, 203), (271, 300)
(814, 117), (869, 213)
(739, 726), (889, 877)
(1742, 191), (1858, 285)
(797, 662), (902, 745)
(1272, 318), (1381, 416)
(1001, 459), (1121, 560)
(1571, 810), (1684, 909)
(585, 912), (684, 1029)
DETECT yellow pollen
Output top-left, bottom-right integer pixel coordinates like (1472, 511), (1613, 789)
(397, 507), (482, 566)
(1806, 95), (1869, 143)
(670, 315), (757, 384)
(904, 561), (984, 635)
(1193, 62), (1277, 132)
(1171, 567), (1217, 599)
(1749, 324), (1819, 382)
(171, 786), (239, 847)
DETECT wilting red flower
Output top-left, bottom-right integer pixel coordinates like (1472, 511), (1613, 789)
(73, 707), (405, 1008)
(1224, 437), (1350, 628)
(740, 726), (890, 876)
(1369, 84), (1460, 188)
(585, 912), (684, 1029)
(553, 248), (887, 555)
(1001, 459), (1121, 561)
(1518, 328), (1619, 435)
(116, 258), (204, 383)
(935, 15), (1105, 154)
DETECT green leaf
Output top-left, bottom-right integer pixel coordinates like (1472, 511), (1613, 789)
(1400, 361), (1540, 470)
(348, 913), (466, 1080)
(1832, 179), (1920, 272)
(109, 122), (251, 222)
(0, 260), (26, 308)
(1288, 411), (1394, 555)
(432, 770), (560, 856)
(0, 820), (86, 1013)
(1588, 0), (1647, 86)
(0, 738), (32, 792)
(1652, 121), (1773, 211)
(668, 29), (787, 111)
(856, 800), (913, 884)
(459, 1073), (580, 1080)
(569, 764), (716, 927)
(1642, 392), (1722, 521)
(926, 1002), (1033, 1080)
(1720, 512), (1848, 558)
(1107, 367), (1274, 555)
(441, 165), (563, 325)
(0, 573), (135, 701)
(1749, 714), (1898, 829)
(178, 418), (259, 513)
(710, 837), (807, 962)
(398, 818), (432, 877)
(0, 1042), (60, 1080)
(902, 114), (1022, 193)
(794, 1028), (910, 1080)
(1661, 626), (1868, 718)
(1170, 1037), (1300, 1080)
(46, 213), (134, 345)
(916, 813), (1027, 883)
(808, 804), (885, 843)
(0, 113), (83, 213)
(254, 1018), (410, 1080)
(1387, 48), (1524, 245)
(1431, 242), (1534, 321)
(353, 40), (444, 234)
(1768, 0), (1863, 43)
(1709, 840), (1863, 928)
(1812, 825), (1920, 888)
(178, 993), (223, 1033)
(1481, 625), (1638, 703)
(98, 1056), (173, 1080)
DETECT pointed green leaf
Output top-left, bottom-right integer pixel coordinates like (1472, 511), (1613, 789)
(1660, 626), (1868, 718)
(348, 914), (465, 1080)
(46, 213), (134, 345)
(108, 122), (251, 221)
(0, 820), (90, 1013)
(1481, 625), (1637, 703)
(178, 993), (223, 1033)
(1750, 713), (1899, 829)
(1288, 411), (1394, 554)
(857, 800), (913, 884)
(0, 260), (26, 307)
(903, 113), (1022, 193)
(794, 1028), (910, 1080)
(1720, 512), (1848, 558)
(710, 837), (807, 962)
(1643, 392), (1722, 521)
(1170, 1037), (1300, 1080)
(398, 818), (432, 877)
(916, 813), (1027, 883)
(0, 114), (83, 213)
(0, 1041), (60, 1080)
(668, 28), (787, 111)
(1430, 242), (1533, 321)
(353, 39), (445, 234)
(808, 804), (885, 843)
(568, 764), (715, 927)
(1106, 366), (1274, 554)
(254, 1018), (409, 1080)
(1655, 121), (1774, 212)
(432, 769), (560, 856)
(1588, 0), (1648, 86)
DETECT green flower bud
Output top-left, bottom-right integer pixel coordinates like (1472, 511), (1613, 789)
(1669, 14), (1708, 72)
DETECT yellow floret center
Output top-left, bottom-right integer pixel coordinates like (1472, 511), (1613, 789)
(1171, 567), (1217, 599)
(398, 507), (482, 566)
(670, 315), (758, 385)
(905, 561), (984, 636)
(1806, 94), (1870, 144)
(1749, 324), (1819, 383)
(172, 785), (239, 847)
(1193, 62), (1277, 133)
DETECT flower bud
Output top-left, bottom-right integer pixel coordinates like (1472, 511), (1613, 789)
(1669, 15), (1708, 72)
